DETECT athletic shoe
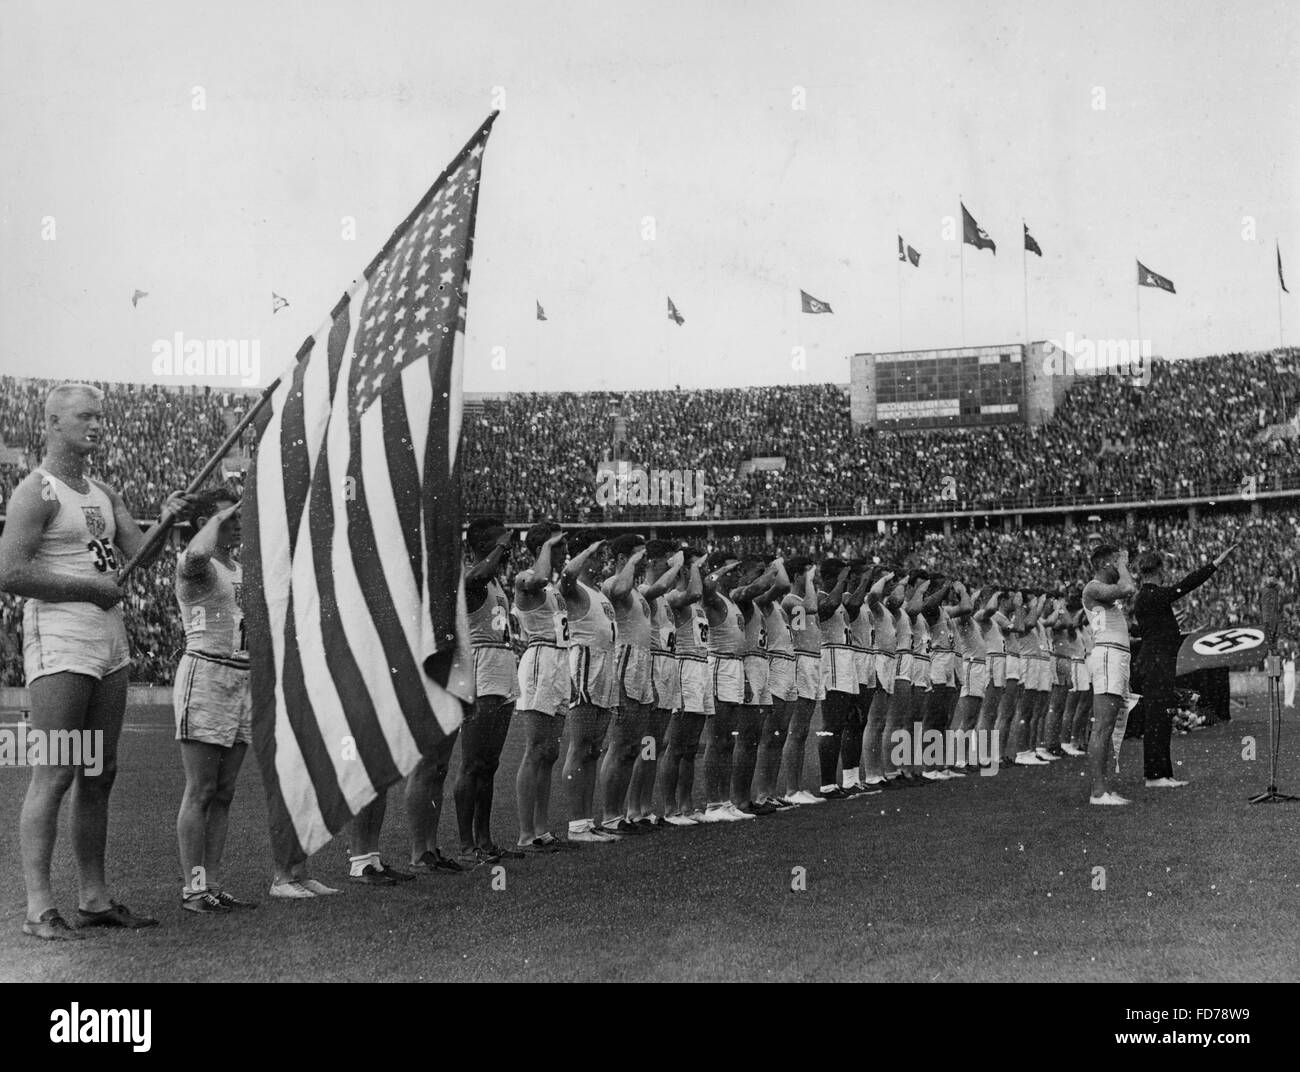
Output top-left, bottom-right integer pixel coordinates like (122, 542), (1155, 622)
(410, 850), (463, 875)
(920, 770), (946, 781)
(1035, 748), (1062, 762)
(376, 862), (415, 882)
(483, 842), (527, 859)
(212, 890), (258, 910)
(699, 803), (740, 823)
(1144, 777), (1189, 788)
(182, 891), (231, 914)
(725, 803), (758, 820)
(1014, 753), (1049, 766)
(298, 878), (340, 896)
(1089, 792), (1131, 806)
(350, 864), (398, 886)
(1060, 743), (1086, 756)
(748, 800), (779, 815)
(788, 790), (826, 805)
(818, 786), (849, 800)
(73, 901), (159, 930)
(663, 814), (699, 826)
(687, 809), (708, 823)
(458, 847), (500, 869)
(519, 838), (559, 854)
(270, 880), (317, 899)
(946, 768), (968, 778)
(22, 910), (84, 941)
(602, 819), (648, 836)
(535, 831), (581, 852)
(569, 823), (620, 842)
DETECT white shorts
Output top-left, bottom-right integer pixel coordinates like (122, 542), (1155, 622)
(616, 644), (654, 706)
(710, 654), (746, 705)
(651, 651), (681, 711)
(795, 652), (825, 701)
(767, 652), (798, 703)
(678, 656), (716, 715)
(22, 601), (130, 685)
(895, 650), (914, 685)
(744, 654), (771, 706)
(570, 645), (618, 710)
(820, 646), (858, 696)
(173, 651), (251, 747)
(930, 653), (957, 688)
(1087, 645), (1130, 698)
(518, 643), (569, 716)
(959, 659), (988, 700)
(874, 651), (896, 695)
(1071, 657), (1090, 692)
(988, 652), (1007, 689)
(853, 648), (873, 687)
(910, 654), (932, 689)
(474, 644), (520, 702)
(1025, 655), (1052, 692)
(1005, 654), (1025, 682)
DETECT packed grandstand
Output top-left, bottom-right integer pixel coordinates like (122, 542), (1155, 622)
(1, 347), (1298, 684)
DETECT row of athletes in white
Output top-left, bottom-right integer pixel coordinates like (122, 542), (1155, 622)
(461, 527), (1119, 853)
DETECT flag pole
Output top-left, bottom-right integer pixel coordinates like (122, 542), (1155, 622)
(1136, 274), (1142, 349)
(1278, 242), (1285, 348)
(118, 377), (280, 583)
(959, 200), (966, 346)
(897, 231), (904, 349)
(1022, 219), (1029, 345)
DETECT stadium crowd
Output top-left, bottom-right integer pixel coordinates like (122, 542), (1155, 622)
(0, 350), (1297, 685)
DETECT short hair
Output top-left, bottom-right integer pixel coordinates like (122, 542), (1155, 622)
(682, 545), (706, 562)
(704, 549), (738, 572)
(466, 516), (506, 555)
(785, 555), (812, 576)
(739, 555), (767, 574)
(1137, 551), (1164, 577)
(607, 533), (646, 560)
(645, 539), (676, 559)
(819, 557), (845, 583)
(191, 486), (238, 526)
(45, 383), (103, 421)
(1091, 543), (1119, 571)
(525, 522), (560, 557)
(568, 528), (605, 555)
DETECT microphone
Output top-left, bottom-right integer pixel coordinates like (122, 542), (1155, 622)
(1261, 583), (1281, 646)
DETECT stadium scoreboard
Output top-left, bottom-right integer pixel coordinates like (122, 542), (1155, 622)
(849, 342), (1059, 430)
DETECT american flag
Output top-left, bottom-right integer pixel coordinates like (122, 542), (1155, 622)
(244, 114), (495, 866)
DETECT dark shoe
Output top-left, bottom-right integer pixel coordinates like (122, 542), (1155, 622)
(410, 850), (462, 875)
(74, 901), (159, 930)
(376, 862), (415, 882)
(23, 909), (84, 941)
(182, 891), (232, 915)
(749, 800), (779, 815)
(458, 846), (500, 869)
(212, 890), (258, 910)
(350, 864), (398, 886)
(819, 787), (849, 800)
(482, 842), (526, 859)
(535, 831), (580, 852)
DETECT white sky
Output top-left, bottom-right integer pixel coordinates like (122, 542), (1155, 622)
(2, 0), (1297, 393)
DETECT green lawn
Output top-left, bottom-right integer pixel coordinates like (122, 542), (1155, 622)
(1, 697), (1297, 982)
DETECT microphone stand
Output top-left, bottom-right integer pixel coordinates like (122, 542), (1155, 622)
(1249, 602), (1297, 804)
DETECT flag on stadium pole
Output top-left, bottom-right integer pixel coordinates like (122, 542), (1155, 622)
(1279, 242), (1289, 294)
(898, 236), (920, 267)
(272, 292), (290, 314)
(131, 289), (148, 308)
(667, 296), (685, 325)
(1023, 223), (1042, 257)
(801, 289), (833, 314)
(961, 202), (995, 254)
(244, 114), (495, 867)
(1137, 260), (1176, 293)
(536, 300), (547, 321)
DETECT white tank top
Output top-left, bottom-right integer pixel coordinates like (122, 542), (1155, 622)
(176, 552), (246, 661)
(23, 469), (127, 632)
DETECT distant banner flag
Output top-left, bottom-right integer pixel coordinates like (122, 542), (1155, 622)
(898, 236), (920, 267)
(961, 202), (996, 254)
(1175, 625), (1267, 676)
(667, 296), (684, 325)
(131, 289), (148, 308)
(272, 292), (290, 314)
(244, 114), (495, 867)
(1023, 223), (1042, 257)
(536, 300), (547, 321)
(1279, 242), (1289, 294)
(1137, 260), (1176, 293)
(801, 289), (833, 314)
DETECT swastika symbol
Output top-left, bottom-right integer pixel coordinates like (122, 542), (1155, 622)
(1195, 628), (1262, 654)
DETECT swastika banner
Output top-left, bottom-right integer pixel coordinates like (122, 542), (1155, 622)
(1175, 625), (1268, 676)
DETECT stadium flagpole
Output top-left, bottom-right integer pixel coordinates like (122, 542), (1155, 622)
(1136, 273), (1142, 350)
(1022, 218), (1029, 345)
(897, 230), (904, 349)
(1278, 242), (1285, 348)
(959, 199), (966, 346)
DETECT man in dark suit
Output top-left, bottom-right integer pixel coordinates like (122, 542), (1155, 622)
(1131, 544), (1237, 787)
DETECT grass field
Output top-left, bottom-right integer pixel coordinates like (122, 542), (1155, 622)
(2, 696), (1298, 982)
